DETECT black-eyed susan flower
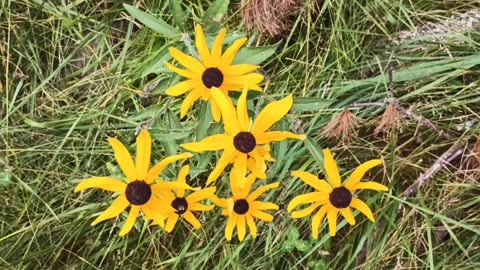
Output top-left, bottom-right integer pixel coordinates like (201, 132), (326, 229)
(150, 165), (216, 232)
(181, 86), (305, 185)
(74, 129), (194, 236)
(288, 149), (388, 238)
(212, 170), (279, 241)
(165, 24), (264, 122)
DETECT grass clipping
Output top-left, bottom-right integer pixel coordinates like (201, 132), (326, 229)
(242, 0), (300, 37)
(321, 109), (359, 143)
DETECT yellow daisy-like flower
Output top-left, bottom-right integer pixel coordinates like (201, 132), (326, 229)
(165, 24), (264, 122)
(212, 170), (279, 241)
(181, 86), (305, 185)
(151, 165), (216, 232)
(288, 149), (388, 239)
(74, 129), (193, 236)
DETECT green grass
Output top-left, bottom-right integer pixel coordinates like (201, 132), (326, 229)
(1, 0), (480, 269)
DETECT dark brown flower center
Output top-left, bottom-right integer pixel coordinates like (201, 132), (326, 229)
(202, 67), (224, 88)
(329, 187), (352, 209)
(233, 132), (256, 154)
(125, 181), (151, 205)
(171, 197), (188, 214)
(233, 199), (249, 215)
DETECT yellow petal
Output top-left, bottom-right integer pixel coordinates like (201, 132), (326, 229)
(250, 209), (274, 222)
(247, 156), (267, 179)
(107, 137), (136, 182)
(292, 201), (324, 219)
(188, 202), (215, 211)
(180, 90), (202, 118)
(232, 154), (248, 187)
(223, 64), (259, 76)
(223, 73), (264, 85)
(238, 173), (256, 198)
(351, 181), (389, 192)
(255, 131), (306, 144)
(350, 198), (375, 222)
(237, 215), (247, 241)
(322, 149), (342, 187)
(91, 194), (129, 225)
(210, 195), (227, 208)
(186, 187), (216, 203)
(340, 207), (356, 225)
(219, 37), (247, 67)
(195, 24), (211, 66)
(181, 134), (232, 152)
(210, 87), (241, 135)
(74, 177), (126, 193)
(291, 171), (333, 193)
(326, 207), (338, 237)
(251, 95), (293, 136)
(145, 152), (193, 184)
(175, 165), (190, 198)
(311, 206), (328, 240)
(142, 197), (169, 220)
(287, 192), (328, 212)
(184, 210), (201, 229)
(251, 201), (279, 210)
(135, 129), (151, 181)
(247, 182), (280, 201)
(119, 206), (140, 236)
(246, 214), (257, 238)
(225, 214), (237, 241)
(165, 213), (179, 233)
(210, 28), (227, 64)
(229, 169), (244, 198)
(165, 62), (199, 79)
(165, 79), (195, 96)
(152, 181), (194, 193)
(206, 148), (238, 185)
(210, 99), (222, 122)
(344, 159), (383, 190)
(168, 47), (206, 72)
(237, 86), (250, 131)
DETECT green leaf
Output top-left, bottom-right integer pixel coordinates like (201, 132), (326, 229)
(202, 0), (230, 31)
(169, 0), (187, 31)
(0, 171), (12, 187)
(282, 240), (296, 252)
(288, 227), (300, 240)
(294, 240), (311, 252)
(123, 4), (181, 37)
(291, 97), (335, 112)
(305, 138), (324, 166)
(233, 41), (280, 65)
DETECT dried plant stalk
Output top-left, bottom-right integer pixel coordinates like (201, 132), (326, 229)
(374, 103), (402, 138)
(321, 109), (359, 143)
(242, 0), (300, 37)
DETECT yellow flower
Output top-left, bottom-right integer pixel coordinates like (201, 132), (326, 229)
(212, 170), (279, 241)
(181, 87), (305, 185)
(74, 129), (193, 236)
(288, 149), (388, 238)
(151, 165), (216, 232)
(165, 24), (264, 122)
